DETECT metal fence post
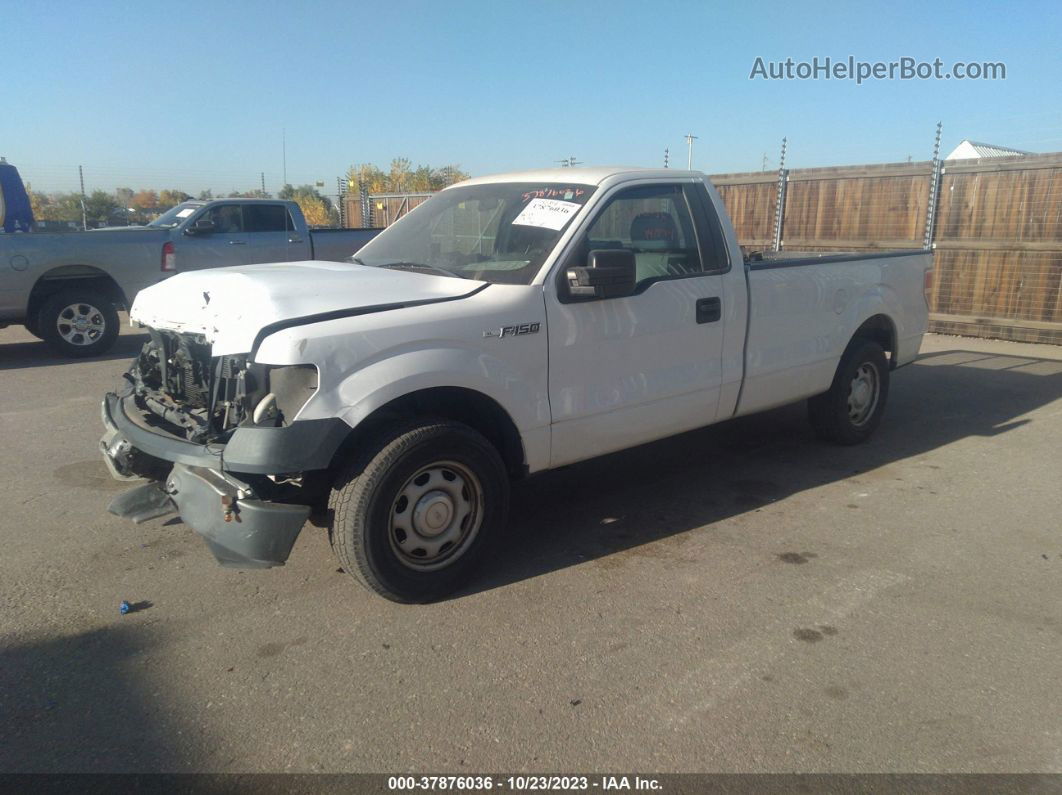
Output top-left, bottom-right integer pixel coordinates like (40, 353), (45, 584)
(336, 176), (346, 228)
(360, 187), (370, 229)
(923, 121), (943, 250)
(772, 137), (788, 251)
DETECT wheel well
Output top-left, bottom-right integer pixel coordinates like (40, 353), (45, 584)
(331, 387), (527, 478)
(852, 314), (897, 367)
(28, 266), (127, 325)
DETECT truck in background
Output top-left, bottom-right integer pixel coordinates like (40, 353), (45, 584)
(1, 191), (381, 357)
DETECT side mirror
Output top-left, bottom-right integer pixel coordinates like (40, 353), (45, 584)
(566, 249), (637, 299)
(185, 217), (215, 236)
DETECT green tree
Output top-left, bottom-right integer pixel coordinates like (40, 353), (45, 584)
(279, 184), (339, 226)
(197, 189), (215, 200)
(345, 160), (469, 196)
(345, 164), (388, 195)
(84, 190), (120, 225)
(388, 158), (413, 192)
(52, 193), (86, 224)
(410, 165), (433, 192)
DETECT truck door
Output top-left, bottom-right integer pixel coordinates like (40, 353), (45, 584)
(544, 181), (730, 467)
(177, 203), (250, 270)
(243, 203), (309, 264)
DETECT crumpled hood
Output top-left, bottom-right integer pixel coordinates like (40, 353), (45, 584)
(131, 261), (486, 355)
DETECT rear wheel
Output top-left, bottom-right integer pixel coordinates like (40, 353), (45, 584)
(38, 288), (119, 358)
(329, 419), (509, 602)
(808, 339), (890, 444)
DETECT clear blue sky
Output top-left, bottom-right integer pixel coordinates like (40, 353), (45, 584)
(2, 0), (1060, 195)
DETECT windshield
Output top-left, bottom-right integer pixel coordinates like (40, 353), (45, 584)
(352, 182), (596, 284)
(148, 202), (204, 228)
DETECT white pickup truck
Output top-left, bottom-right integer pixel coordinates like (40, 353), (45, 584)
(100, 167), (932, 602)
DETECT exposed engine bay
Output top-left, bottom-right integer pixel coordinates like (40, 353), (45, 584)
(125, 329), (317, 444)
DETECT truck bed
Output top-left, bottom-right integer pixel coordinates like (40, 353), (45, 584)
(307, 227), (382, 262)
(737, 249), (931, 417)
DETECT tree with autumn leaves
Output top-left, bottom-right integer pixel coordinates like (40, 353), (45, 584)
(345, 159), (469, 196)
(23, 158), (468, 228)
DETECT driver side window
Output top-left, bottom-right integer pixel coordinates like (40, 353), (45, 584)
(581, 184), (702, 287)
(206, 204), (243, 234)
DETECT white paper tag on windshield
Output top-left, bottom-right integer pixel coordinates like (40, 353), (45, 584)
(512, 198), (581, 231)
(176, 208), (195, 218)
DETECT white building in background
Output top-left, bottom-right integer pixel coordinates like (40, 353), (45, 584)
(945, 139), (1031, 160)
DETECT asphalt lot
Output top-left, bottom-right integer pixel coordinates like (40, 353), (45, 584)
(0, 320), (1060, 773)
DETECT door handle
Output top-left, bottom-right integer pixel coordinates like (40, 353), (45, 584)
(288, 237), (303, 243)
(696, 296), (721, 324)
(228, 240), (246, 246)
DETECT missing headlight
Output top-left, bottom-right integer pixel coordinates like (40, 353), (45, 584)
(266, 364), (318, 425)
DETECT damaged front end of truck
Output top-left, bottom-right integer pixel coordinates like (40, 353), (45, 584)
(100, 329), (345, 568)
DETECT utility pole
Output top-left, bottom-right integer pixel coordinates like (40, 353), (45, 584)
(761, 152), (769, 171)
(664, 147), (670, 168)
(684, 133), (698, 169)
(282, 128), (287, 187)
(78, 165), (87, 230)
(556, 157), (581, 168)
(260, 172), (266, 196)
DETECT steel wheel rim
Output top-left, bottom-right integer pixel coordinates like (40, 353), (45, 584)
(389, 460), (483, 571)
(56, 303), (106, 346)
(847, 362), (880, 427)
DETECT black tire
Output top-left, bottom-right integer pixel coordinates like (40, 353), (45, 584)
(38, 288), (120, 358)
(808, 339), (890, 445)
(23, 316), (44, 340)
(329, 419), (510, 603)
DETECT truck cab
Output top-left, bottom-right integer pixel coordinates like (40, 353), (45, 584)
(149, 199), (311, 270)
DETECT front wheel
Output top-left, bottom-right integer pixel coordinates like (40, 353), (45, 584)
(38, 288), (119, 358)
(807, 339), (890, 445)
(23, 316), (44, 340)
(329, 419), (510, 602)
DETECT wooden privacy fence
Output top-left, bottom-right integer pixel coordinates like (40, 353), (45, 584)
(713, 152), (1062, 345)
(343, 192), (433, 228)
(340, 154), (1062, 344)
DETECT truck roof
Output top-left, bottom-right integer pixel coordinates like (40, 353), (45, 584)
(458, 166), (704, 188)
(189, 198), (292, 204)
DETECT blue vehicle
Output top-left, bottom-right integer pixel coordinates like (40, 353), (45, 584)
(0, 158), (35, 234)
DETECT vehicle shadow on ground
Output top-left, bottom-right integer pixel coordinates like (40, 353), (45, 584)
(0, 332), (147, 371)
(0, 625), (192, 772)
(464, 349), (1062, 597)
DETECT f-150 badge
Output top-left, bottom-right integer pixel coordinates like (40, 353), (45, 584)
(483, 322), (541, 339)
